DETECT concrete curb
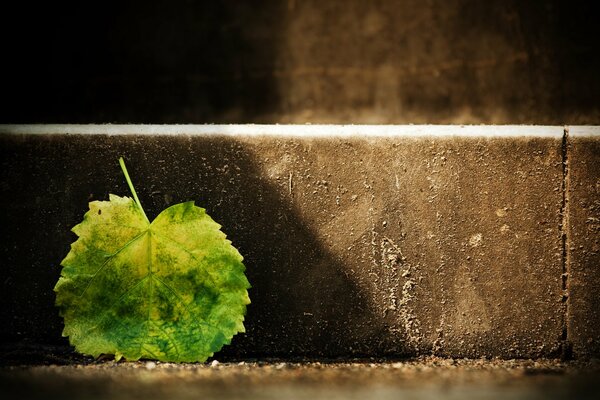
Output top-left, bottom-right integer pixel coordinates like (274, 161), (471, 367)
(0, 124), (563, 137)
(566, 126), (600, 358)
(0, 125), (598, 359)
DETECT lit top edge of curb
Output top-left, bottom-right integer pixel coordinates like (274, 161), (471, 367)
(0, 124), (597, 137)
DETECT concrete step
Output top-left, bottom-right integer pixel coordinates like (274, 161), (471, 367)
(0, 125), (598, 359)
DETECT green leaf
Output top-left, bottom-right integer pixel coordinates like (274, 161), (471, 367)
(55, 158), (250, 362)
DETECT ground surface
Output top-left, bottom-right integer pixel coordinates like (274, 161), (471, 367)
(2, 355), (600, 400)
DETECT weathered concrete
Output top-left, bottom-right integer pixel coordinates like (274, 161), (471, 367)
(2, 1), (599, 124)
(0, 125), (584, 358)
(567, 127), (600, 358)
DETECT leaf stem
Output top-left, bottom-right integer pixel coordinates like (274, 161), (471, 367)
(119, 157), (149, 223)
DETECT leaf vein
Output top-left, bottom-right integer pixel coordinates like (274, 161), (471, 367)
(151, 275), (221, 333)
(86, 274), (151, 335)
(150, 320), (181, 359)
(151, 231), (218, 287)
(78, 230), (149, 297)
(143, 232), (153, 357)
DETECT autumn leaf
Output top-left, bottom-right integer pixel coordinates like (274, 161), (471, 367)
(54, 158), (250, 362)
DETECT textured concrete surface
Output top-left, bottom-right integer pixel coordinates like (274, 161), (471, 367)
(567, 127), (600, 358)
(2, 359), (600, 400)
(1, 1), (599, 124)
(0, 125), (579, 359)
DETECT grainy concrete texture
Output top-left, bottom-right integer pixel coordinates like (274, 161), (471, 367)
(0, 125), (597, 360)
(1, 1), (599, 124)
(2, 359), (600, 400)
(567, 127), (600, 357)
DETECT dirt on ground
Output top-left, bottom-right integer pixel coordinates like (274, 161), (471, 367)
(2, 349), (600, 400)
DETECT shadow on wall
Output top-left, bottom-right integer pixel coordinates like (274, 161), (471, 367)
(0, 134), (404, 358)
(0, 1), (284, 123)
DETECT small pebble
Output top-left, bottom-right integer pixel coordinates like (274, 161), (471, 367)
(145, 361), (156, 370)
(276, 362), (286, 370)
(211, 360), (220, 367)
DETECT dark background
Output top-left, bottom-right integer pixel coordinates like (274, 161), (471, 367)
(1, 0), (599, 124)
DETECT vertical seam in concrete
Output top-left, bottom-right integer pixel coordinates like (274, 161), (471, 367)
(561, 126), (572, 358)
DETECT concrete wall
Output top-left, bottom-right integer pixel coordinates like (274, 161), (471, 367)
(567, 127), (600, 357)
(0, 125), (598, 359)
(1, 1), (599, 124)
